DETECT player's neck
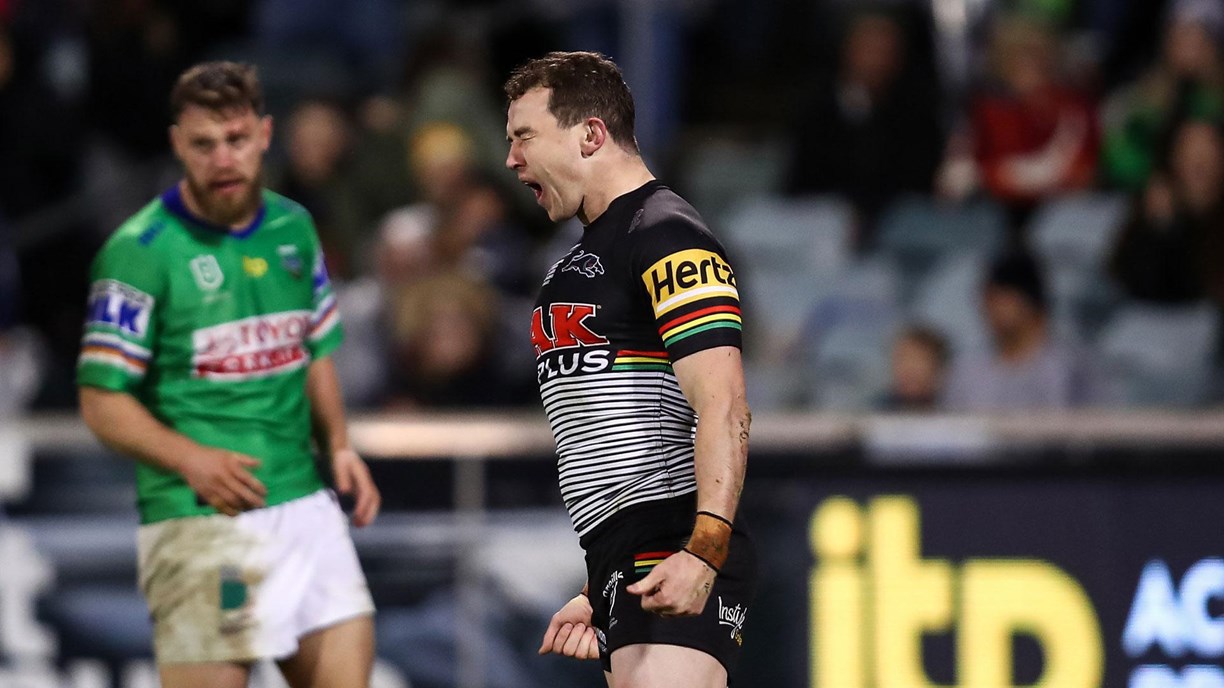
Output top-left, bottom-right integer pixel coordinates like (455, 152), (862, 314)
(577, 157), (655, 225)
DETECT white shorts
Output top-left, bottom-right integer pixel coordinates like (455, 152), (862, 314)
(137, 489), (375, 664)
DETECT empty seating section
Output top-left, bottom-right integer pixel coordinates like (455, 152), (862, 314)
(721, 191), (1215, 409)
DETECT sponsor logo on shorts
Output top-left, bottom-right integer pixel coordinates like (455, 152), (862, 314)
(642, 249), (737, 316)
(604, 569), (624, 621)
(561, 249), (605, 278)
(717, 595), (748, 646)
(85, 280), (154, 337)
(219, 565), (255, 635)
(192, 311), (312, 380)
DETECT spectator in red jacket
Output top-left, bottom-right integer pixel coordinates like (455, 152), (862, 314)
(970, 16), (1100, 229)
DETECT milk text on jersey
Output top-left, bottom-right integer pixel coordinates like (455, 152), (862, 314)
(192, 310), (312, 380)
(85, 279), (154, 337)
(532, 303), (611, 382)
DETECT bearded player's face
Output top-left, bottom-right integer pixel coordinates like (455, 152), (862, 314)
(171, 104), (271, 227)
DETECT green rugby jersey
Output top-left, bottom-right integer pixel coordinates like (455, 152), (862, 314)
(77, 185), (342, 524)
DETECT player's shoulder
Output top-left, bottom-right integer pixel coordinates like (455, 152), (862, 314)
(626, 182), (723, 254)
(261, 189), (313, 223)
(634, 183), (707, 231)
(103, 196), (178, 253)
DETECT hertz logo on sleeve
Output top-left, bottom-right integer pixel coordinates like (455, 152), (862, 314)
(643, 249), (738, 317)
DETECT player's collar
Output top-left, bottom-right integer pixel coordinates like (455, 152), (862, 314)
(160, 184), (267, 239)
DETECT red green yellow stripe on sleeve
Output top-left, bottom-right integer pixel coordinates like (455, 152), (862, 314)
(658, 304), (742, 348)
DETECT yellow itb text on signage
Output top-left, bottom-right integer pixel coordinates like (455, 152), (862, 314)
(810, 496), (1103, 688)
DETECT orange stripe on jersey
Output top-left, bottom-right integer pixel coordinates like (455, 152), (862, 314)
(81, 345), (148, 368)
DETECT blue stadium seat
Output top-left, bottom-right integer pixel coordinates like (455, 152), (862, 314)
(806, 319), (895, 410)
(875, 195), (1008, 293)
(1029, 193), (1129, 337)
(1097, 302), (1221, 407)
(906, 252), (989, 356)
(1029, 192), (1128, 272)
(725, 195), (856, 355)
(798, 258), (901, 410)
(722, 194), (854, 275)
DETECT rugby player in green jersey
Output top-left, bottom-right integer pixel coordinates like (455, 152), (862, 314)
(77, 62), (380, 688)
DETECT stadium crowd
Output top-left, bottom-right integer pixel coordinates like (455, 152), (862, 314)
(2, 0), (1223, 417)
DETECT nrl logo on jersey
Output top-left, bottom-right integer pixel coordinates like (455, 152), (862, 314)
(189, 255), (224, 292)
(561, 249), (604, 279)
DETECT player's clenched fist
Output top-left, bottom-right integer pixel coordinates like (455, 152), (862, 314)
(539, 593), (600, 660)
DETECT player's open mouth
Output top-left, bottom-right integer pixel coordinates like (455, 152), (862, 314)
(212, 179), (245, 194)
(524, 181), (543, 203)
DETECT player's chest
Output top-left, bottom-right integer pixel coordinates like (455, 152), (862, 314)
(533, 241), (653, 352)
(165, 239), (313, 320)
(538, 237), (643, 309)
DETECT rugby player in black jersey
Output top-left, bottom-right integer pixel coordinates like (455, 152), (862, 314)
(505, 52), (755, 687)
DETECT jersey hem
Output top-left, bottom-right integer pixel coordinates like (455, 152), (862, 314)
(578, 492), (699, 550)
(138, 473), (325, 524)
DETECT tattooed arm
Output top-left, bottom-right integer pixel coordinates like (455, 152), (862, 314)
(626, 345), (750, 615)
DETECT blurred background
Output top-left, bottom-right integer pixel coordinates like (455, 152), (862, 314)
(3, 0), (1224, 686)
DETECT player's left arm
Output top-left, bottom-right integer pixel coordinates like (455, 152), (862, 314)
(675, 344), (748, 542)
(307, 355), (381, 526)
(627, 345), (749, 615)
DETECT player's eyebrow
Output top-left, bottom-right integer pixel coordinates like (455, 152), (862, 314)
(509, 126), (534, 141)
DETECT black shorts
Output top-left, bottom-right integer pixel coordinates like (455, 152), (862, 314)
(582, 496), (758, 677)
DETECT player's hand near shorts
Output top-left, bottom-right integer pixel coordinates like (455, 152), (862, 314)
(177, 447), (267, 517)
(539, 592), (599, 660)
(331, 447), (381, 527)
(627, 551), (718, 617)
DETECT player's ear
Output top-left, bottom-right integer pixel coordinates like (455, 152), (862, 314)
(579, 117), (607, 158)
(259, 115), (273, 153)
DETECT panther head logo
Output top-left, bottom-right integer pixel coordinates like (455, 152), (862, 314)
(561, 250), (605, 278)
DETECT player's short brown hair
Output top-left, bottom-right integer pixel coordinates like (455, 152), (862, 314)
(170, 61), (263, 121)
(504, 51), (638, 153)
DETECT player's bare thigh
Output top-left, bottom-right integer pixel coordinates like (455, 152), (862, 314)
(608, 643), (727, 688)
(276, 615), (375, 688)
(159, 661), (250, 688)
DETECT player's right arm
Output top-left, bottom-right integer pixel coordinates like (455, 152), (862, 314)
(79, 388), (266, 516)
(538, 583), (599, 660)
(76, 232), (265, 516)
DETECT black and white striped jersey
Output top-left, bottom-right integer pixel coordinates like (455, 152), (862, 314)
(531, 181), (743, 542)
